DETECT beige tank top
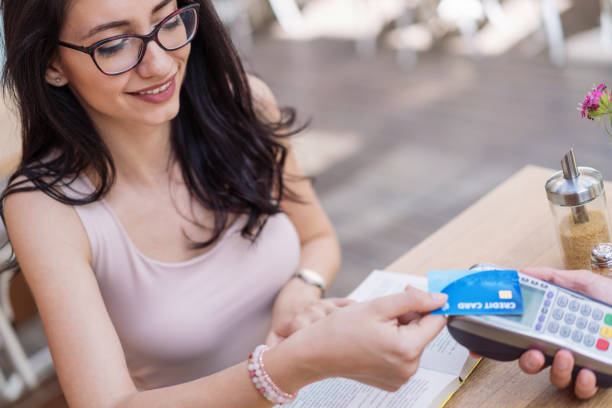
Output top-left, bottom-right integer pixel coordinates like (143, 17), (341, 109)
(64, 176), (300, 389)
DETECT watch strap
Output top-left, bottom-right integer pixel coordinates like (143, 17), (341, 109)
(294, 268), (327, 295)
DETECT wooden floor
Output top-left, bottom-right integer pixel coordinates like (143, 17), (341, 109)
(6, 3), (612, 406)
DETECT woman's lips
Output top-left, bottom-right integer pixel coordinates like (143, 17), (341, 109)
(128, 75), (176, 104)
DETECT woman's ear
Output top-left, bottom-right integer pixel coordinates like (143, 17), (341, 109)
(45, 57), (68, 87)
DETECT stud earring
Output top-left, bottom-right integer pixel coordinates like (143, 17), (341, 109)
(55, 77), (61, 84)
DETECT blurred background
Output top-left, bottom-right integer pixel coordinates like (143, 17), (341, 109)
(1, 0), (612, 406)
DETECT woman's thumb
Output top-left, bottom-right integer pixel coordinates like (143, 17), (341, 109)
(370, 286), (447, 318)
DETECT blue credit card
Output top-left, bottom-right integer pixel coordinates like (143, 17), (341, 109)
(427, 269), (524, 316)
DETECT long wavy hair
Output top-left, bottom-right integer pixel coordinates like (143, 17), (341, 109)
(0, 0), (303, 272)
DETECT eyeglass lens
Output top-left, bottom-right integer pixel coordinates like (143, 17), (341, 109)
(94, 8), (197, 75)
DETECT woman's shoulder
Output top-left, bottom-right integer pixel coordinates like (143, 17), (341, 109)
(247, 74), (281, 124)
(3, 176), (92, 264)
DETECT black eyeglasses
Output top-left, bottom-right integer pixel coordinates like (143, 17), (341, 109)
(59, 4), (199, 76)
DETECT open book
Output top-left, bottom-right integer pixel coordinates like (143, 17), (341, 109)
(280, 270), (480, 408)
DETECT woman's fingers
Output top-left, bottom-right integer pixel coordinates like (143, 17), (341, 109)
(549, 349), (575, 389)
(519, 349), (598, 399)
(518, 349), (546, 374)
(265, 331), (284, 347)
(520, 268), (601, 297)
(328, 298), (355, 308)
(400, 314), (447, 350)
(319, 298), (354, 314)
(397, 311), (423, 325)
(574, 369), (598, 400)
(371, 286), (447, 318)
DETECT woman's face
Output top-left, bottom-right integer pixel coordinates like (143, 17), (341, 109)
(49, 0), (191, 130)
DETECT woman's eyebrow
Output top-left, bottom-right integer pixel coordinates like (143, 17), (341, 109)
(152, 0), (174, 14)
(83, 20), (129, 41)
(82, 0), (175, 41)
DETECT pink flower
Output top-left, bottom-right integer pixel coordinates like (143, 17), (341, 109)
(580, 83), (607, 120)
(581, 83), (607, 120)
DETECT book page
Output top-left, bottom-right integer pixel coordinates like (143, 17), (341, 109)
(348, 270), (428, 301)
(419, 328), (471, 376)
(281, 368), (457, 408)
(348, 270), (471, 376)
(281, 270), (479, 408)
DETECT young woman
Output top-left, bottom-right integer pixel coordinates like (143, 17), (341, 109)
(0, 0), (448, 406)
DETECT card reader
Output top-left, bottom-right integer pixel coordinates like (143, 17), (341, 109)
(447, 264), (612, 387)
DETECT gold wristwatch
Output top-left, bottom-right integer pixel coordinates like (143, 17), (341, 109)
(294, 268), (327, 296)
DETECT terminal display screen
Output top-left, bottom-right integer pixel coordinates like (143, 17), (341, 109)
(500, 285), (545, 327)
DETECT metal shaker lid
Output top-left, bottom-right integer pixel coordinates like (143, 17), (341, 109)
(545, 149), (604, 206)
(591, 243), (612, 268)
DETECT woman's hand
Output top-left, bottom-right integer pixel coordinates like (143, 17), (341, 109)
(278, 286), (448, 392)
(517, 267), (612, 399)
(266, 278), (354, 346)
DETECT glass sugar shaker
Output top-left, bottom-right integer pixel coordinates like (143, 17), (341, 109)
(545, 149), (612, 270)
(591, 243), (612, 276)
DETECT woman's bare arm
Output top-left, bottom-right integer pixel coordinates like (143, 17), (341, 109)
(4, 184), (447, 407)
(4, 188), (313, 408)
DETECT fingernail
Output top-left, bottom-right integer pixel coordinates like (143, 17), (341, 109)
(431, 292), (447, 301)
(578, 374), (590, 385)
(557, 360), (569, 371)
(525, 357), (537, 370)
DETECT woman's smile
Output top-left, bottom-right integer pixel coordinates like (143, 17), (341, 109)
(127, 73), (176, 104)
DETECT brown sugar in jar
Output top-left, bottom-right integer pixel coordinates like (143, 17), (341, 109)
(546, 150), (612, 272)
(560, 210), (611, 270)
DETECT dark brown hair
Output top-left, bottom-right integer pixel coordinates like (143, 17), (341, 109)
(0, 0), (303, 271)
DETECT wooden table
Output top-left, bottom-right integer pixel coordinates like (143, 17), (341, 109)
(386, 165), (612, 407)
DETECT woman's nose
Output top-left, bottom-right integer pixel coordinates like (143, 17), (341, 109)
(135, 40), (174, 78)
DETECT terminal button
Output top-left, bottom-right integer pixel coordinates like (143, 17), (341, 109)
(601, 326), (612, 338)
(605, 314), (612, 326)
(577, 317), (588, 329)
(547, 321), (559, 334)
(560, 326), (571, 338)
(572, 330), (583, 343)
(553, 309), (564, 320)
(581, 304), (592, 317)
(569, 300), (580, 312)
(593, 309), (604, 321)
(585, 335), (596, 347)
(597, 338), (610, 351)
(557, 296), (568, 307)
(564, 313), (576, 325)
(547, 291), (554, 299)
(589, 322), (600, 334)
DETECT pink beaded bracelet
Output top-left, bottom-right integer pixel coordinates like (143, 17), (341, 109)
(247, 344), (297, 405)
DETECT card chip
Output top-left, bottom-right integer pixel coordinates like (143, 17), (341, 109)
(498, 290), (512, 299)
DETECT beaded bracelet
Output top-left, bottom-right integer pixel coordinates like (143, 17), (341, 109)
(247, 344), (297, 405)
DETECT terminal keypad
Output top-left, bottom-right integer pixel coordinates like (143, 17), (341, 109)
(542, 290), (612, 352)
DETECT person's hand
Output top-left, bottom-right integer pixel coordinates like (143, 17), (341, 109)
(266, 278), (354, 346)
(283, 286), (448, 391)
(517, 267), (612, 399)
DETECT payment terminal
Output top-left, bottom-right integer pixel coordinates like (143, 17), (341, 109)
(447, 264), (612, 387)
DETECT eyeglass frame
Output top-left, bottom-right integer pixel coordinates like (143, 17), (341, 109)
(58, 3), (200, 76)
